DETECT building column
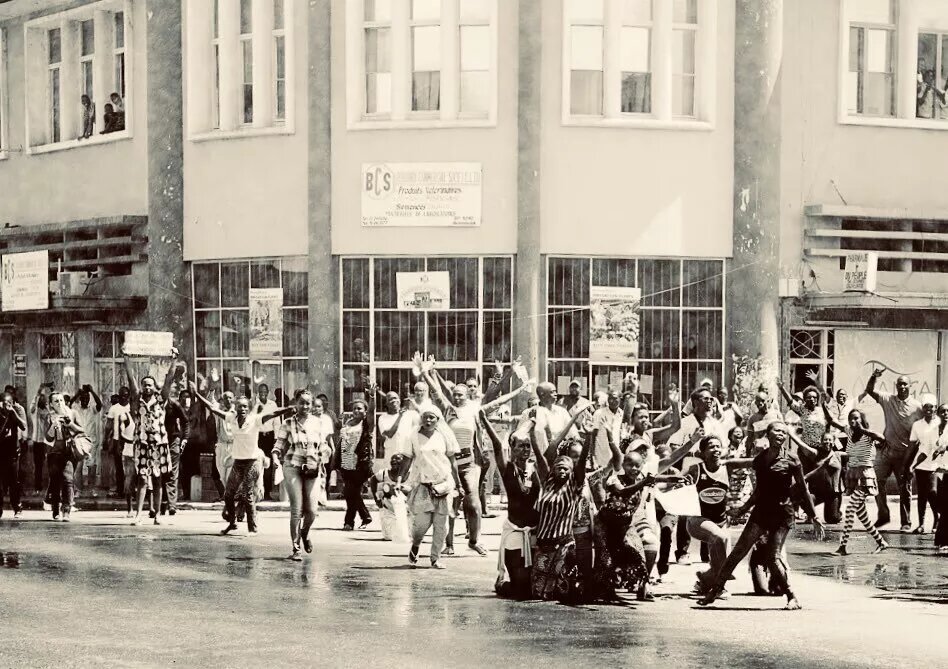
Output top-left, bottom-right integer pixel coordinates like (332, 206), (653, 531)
(515, 0), (543, 381)
(145, 1), (192, 371)
(728, 0), (783, 392)
(307, 0), (337, 404)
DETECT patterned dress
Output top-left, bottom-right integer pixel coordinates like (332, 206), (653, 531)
(135, 395), (170, 481)
(591, 473), (648, 600)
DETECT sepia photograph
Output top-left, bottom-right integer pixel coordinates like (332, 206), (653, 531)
(0, 0), (945, 667)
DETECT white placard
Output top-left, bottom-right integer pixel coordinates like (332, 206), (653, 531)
(395, 271), (451, 310)
(361, 163), (482, 227)
(1, 250), (49, 312)
(844, 252), (878, 292)
(124, 331), (175, 358)
(654, 485), (702, 517)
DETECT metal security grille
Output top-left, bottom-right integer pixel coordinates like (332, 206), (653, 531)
(340, 256), (514, 410)
(192, 258), (309, 403)
(547, 256), (725, 414)
(40, 332), (77, 391)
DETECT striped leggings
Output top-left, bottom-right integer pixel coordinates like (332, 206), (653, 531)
(838, 489), (885, 549)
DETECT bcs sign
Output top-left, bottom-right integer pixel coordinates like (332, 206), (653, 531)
(361, 162), (482, 227)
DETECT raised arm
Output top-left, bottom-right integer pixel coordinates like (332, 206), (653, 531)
(481, 378), (533, 415)
(608, 472), (656, 499)
(480, 363), (514, 406)
(572, 429), (593, 488)
(188, 382), (229, 420)
(549, 406), (592, 453)
(787, 431), (819, 461)
(803, 455), (834, 482)
(648, 389), (683, 443)
(123, 354), (140, 401)
(88, 387), (103, 412)
(658, 431), (703, 473)
(422, 368), (453, 413)
(865, 368), (883, 404)
(528, 421), (549, 481)
(479, 410), (508, 472)
(776, 380), (798, 411)
(821, 402), (847, 432)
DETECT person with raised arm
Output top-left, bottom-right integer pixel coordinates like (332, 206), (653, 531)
(864, 368), (922, 530)
(122, 349), (181, 526)
(335, 388), (377, 531)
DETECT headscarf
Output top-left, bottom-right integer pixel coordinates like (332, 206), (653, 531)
(553, 455), (575, 472)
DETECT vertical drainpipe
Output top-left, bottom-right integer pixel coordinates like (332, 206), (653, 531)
(146, 0), (191, 371)
(307, 0), (338, 404)
(515, 0), (543, 382)
(728, 0), (783, 395)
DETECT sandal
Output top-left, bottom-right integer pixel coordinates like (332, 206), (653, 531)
(912, 526), (927, 535)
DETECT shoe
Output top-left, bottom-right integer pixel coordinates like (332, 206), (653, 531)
(676, 553), (691, 565)
(937, 546), (948, 554)
(13, 511), (22, 520)
(61, 513), (70, 523)
(482, 513), (498, 519)
(409, 546), (419, 566)
(130, 516), (142, 526)
(220, 523), (238, 535)
(148, 510), (157, 519)
(358, 518), (372, 530)
(153, 517), (161, 526)
(91, 491), (98, 499)
(900, 524), (912, 533)
(913, 525), (927, 534)
(302, 536), (313, 553)
(873, 517), (890, 528)
(430, 561), (446, 570)
(342, 524), (354, 531)
(441, 546), (455, 556)
(872, 542), (889, 554)
(43, 503), (52, 512)
(248, 530), (259, 535)
(469, 543), (488, 557)
(718, 589), (731, 601)
(289, 549), (303, 562)
(125, 511), (135, 518)
(169, 509), (177, 517)
(835, 545), (850, 556)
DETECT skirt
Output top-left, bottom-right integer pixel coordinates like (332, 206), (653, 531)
(531, 537), (579, 602)
(136, 438), (170, 480)
(406, 483), (456, 518)
(844, 466), (878, 496)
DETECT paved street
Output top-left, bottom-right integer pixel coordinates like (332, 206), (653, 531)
(0, 507), (945, 669)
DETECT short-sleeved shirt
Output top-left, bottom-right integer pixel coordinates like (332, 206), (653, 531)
(910, 418), (941, 472)
(252, 399), (280, 434)
(73, 404), (102, 448)
(378, 412), (413, 463)
(876, 392), (923, 450)
(406, 430), (457, 485)
(788, 403), (826, 452)
(845, 429), (875, 469)
(591, 407), (622, 468)
(669, 413), (728, 448)
(228, 412), (264, 460)
(274, 414), (324, 469)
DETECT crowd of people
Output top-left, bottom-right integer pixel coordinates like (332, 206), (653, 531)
(1, 347), (946, 609)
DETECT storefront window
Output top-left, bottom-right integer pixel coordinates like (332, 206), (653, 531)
(41, 332), (77, 392)
(547, 256), (725, 414)
(192, 258), (309, 404)
(341, 256), (514, 410)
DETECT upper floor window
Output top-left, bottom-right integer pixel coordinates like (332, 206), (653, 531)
(24, 1), (131, 152)
(840, 0), (948, 128)
(564, 0), (715, 127)
(348, 0), (498, 128)
(0, 28), (7, 156)
(186, 0), (295, 139)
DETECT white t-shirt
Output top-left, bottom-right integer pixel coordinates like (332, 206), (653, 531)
(405, 430), (457, 485)
(592, 406), (622, 468)
(228, 412), (264, 460)
(910, 418), (941, 472)
(378, 412), (413, 462)
(669, 413), (729, 448)
(252, 399), (280, 434)
(73, 404), (102, 448)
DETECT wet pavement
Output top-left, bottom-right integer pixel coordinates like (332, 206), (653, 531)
(0, 508), (945, 668)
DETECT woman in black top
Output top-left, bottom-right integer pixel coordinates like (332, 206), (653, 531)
(480, 411), (539, 599)
(699, 421), (825, 610)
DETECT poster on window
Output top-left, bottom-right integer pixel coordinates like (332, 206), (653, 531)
(1, 250), (49, 312)
(249, 288), (283, 358)
(361, 163), (482, 227)
(395, 271), (451, 311)
(590, 286), (641, 363)
(834, 329), (938, 432)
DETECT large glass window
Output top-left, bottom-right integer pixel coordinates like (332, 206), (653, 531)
(41, 332), (77, 391)
(917, 31), (948, 120)
(341, 256), (513, 409)
(48, 28), (62, 144)
(192, 258), (309, 404)
(846, 0), (895, 117)
(547, 257), (725, 415)
(240, 0), (254, 125)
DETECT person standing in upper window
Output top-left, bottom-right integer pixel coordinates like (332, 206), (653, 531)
(864, 369), (923, 531)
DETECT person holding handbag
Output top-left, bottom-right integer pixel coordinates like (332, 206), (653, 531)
(403, 405), (461, 569)
(45, 392), (86, 522)
(335, 389), (377, 531)
(271, 390), (326, 561)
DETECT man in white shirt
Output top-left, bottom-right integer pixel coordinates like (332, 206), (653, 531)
(908, 394), (941, 534)
(71, 385), (103, 498)
(560, 380), (593, 434)
(253, 383), (279, 501)
(591, 391), (623, 468)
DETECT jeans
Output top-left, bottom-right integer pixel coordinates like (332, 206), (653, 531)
(915, 470), (941, 526)
(283, 465), (319, 550)
(0, 437), (22, 513)
(341, 469), (371, 527)
(47, 450), (76, 514)
(32, 441), (47, 490)
(223, 458), (261, 532)
(873, 446), (912, 526)
(686, 517), (731, 584)
(163, 439), (182, 513)
(258, 432), (275, 500)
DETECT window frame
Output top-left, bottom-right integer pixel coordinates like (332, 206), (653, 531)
(238, 0), (254, 126)
(113, 10), (126, 101)
(23, 0), (133, 155)
(0, 27), (8, 158)
(347, 0), (499, 130)
(272, 0), (287, 123)
(916, 30), (948, 121)
(619, 2), (652, 116)
(48, 27), (62, 145)
(561, 0), (717, 130)
(845, 9), (896, 118)
(79, 19), (95, 102)
(546, 255), (727, 417)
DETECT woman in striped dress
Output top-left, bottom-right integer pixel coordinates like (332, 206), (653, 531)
(824, 407), (889, 555)
(528, 411), (591, 602)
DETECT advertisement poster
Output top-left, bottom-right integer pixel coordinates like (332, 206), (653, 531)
(395, 271), (451, 311)
(834, 329), (938, 431)
(361, 163), (482, 227)
(590, 286), (641, 362)
(249, 288), (284, 358)
(124, 331), (175, 357)
(1, 250), (49, 312)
